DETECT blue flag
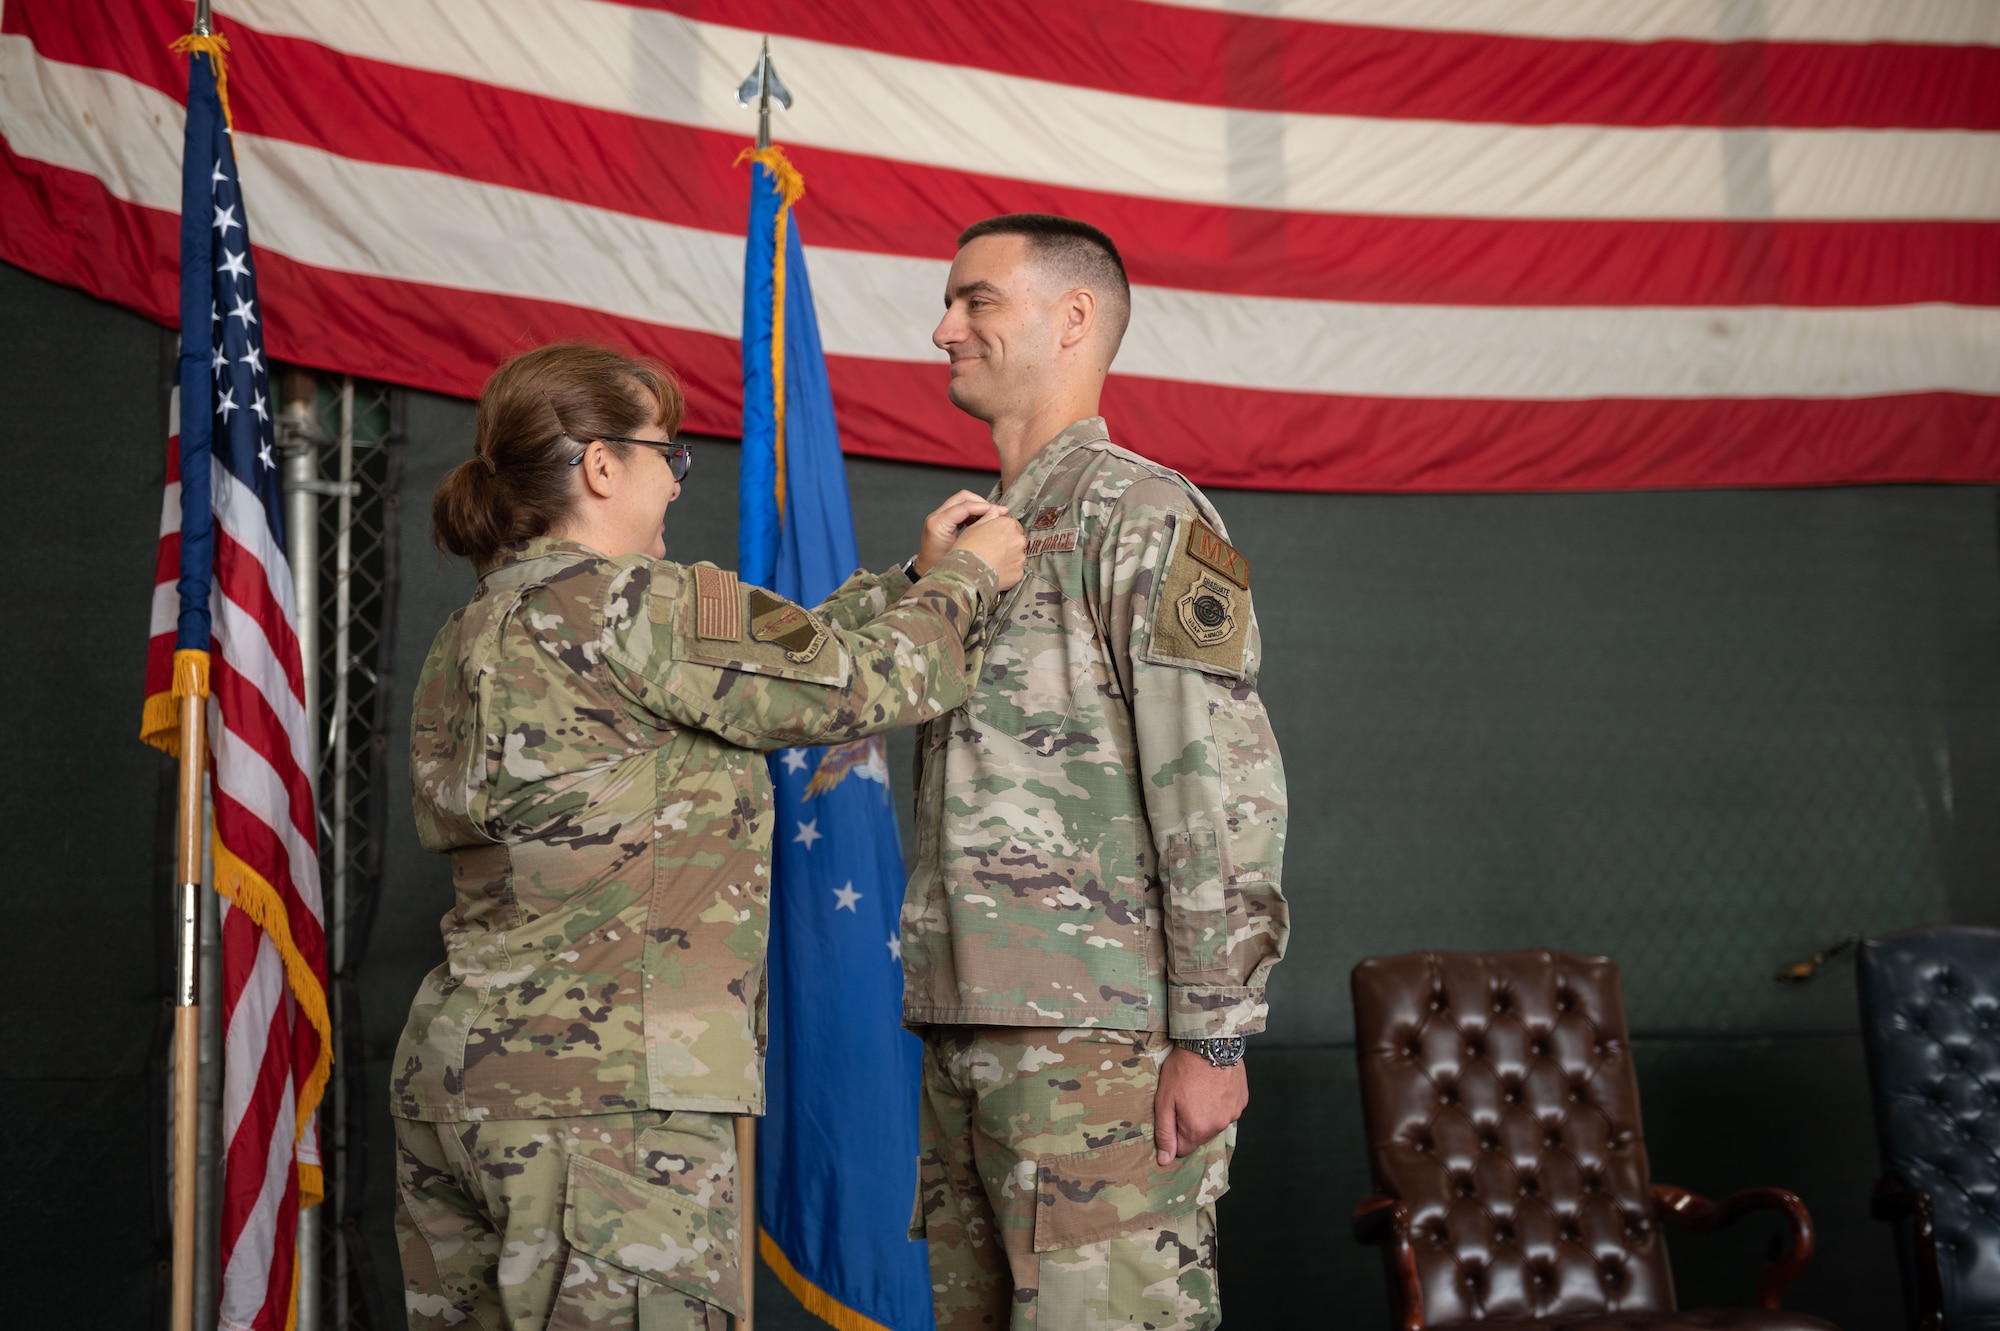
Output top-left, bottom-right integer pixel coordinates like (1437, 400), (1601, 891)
(740, 146), (935, 1331)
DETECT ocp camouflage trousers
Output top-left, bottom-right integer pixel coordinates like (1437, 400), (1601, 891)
(392, 1110), (741, 1331)
(914, 1027), (1230, 1331)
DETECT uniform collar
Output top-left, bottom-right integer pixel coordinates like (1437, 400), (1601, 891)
(477, 535), (604, 586)
(993, 417), (1109, 513)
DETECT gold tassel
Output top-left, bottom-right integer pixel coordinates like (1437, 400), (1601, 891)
(168, 32), (234, 128)
(142, 648), (212, 755)
(735, 145), (808, 517)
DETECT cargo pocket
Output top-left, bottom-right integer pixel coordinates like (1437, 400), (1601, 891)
(1160, 830), (1242, 976)
(559, 1150), (743, 1325)
(1031, 1133), (1229, 1254)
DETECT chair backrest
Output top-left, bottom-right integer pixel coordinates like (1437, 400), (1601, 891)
(1352, 949), (1674, 1323)
(1856, 925), (2000, 1319)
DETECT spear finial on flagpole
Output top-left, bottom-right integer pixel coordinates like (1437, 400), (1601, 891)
(735, 37), (793, 150)
(194, 0), (211, 36)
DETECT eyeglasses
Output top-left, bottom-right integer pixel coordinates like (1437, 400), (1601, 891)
(565, 434), (693, 481)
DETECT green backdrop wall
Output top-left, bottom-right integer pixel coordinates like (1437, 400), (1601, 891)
(5, 259), (1995, 1327)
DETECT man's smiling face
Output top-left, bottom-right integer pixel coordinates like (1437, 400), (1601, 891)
(932, 233), (1054, 424)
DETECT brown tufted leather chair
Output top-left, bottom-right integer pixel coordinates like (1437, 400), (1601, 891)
(1350, 950), (1835, 1331)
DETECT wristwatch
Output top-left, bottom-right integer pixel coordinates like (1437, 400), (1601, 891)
(1174, 1036), (1246, 1068)
(901, 555), (922, 581)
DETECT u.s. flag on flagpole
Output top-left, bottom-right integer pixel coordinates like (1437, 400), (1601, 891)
(139, 34), (330, 1331)
(741, 145), (935, 1331)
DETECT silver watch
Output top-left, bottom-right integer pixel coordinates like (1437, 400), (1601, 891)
(1174, 1036), (1246, 1068)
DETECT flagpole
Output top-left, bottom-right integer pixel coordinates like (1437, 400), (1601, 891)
(731, 38), (793, 1331)
(171, 668), (209, 1331)
(168, 13), (213, 1331)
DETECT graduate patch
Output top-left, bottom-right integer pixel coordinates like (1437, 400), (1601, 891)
(1029, 506), (1067, 531)
(1025, 529), (1078, 557)
(1187, 518), (1249, 589)
(748, 588), (830, 663)
(1176, 575), (1238, 648)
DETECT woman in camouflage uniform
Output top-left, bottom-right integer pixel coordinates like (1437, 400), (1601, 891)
(394, 344), (1023, 1331)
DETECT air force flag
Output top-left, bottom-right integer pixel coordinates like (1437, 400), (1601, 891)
(739, 144), (935, 1331)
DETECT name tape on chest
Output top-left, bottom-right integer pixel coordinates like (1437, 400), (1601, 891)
(748, 588), (830, 663)
(1187, 518), (1249, 589)
(694, 566), (742, 640)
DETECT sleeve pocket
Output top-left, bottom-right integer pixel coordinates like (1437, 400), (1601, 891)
(1160, 830), (1238, 976)
(562, 1152), (744, 1319)
(1032, 1134), (1229, 1254)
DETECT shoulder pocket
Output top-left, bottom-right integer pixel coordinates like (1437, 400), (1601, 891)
(1140, 518), (1250, 681)
(562, 1151), (744, 1318)
(1032, 1133), (1229, 1253)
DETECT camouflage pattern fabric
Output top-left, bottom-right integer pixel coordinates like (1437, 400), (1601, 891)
(394, 1108), (738, 1330)
(902, 418), (1289, 1040)
(397, 538), (994, 1123)
(913, 1026), (1230, 1330)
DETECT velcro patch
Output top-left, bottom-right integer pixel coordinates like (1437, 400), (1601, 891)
(1176, 575), (1238, 648)
(1025, 529), (1078, 557)
(748, 588), (830, 663)
(1187, 519), (1249, 589)
(694, 566), (741, 640)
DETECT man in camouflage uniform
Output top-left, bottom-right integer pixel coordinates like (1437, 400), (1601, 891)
(397, 485), (1018, 1330)
(902, 215), (1289, 1329)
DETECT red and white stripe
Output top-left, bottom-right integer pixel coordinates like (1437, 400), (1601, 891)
(151, 394), (326, 1331)
(7, 0), (1999, 492)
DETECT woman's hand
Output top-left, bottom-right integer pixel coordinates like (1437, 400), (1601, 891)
(949, 510), (1027, 592)
(914, 491), (1005, 577)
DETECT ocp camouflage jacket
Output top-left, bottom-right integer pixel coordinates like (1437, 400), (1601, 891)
(902, 419), (1289, 1040)
(395, 537), (996, 1121)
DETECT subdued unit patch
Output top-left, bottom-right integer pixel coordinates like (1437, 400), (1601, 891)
(1177, 575), (1238, 648)
(1144, 519), (1250, 678)
(693, 565), (741, 640)
(748, 588), (830, 664)
(1187, 518), (1249, 589)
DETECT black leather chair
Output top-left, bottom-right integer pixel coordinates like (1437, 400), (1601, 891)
(1351, 949), (1833, 1330)
(1856, 925), (2000, 1331)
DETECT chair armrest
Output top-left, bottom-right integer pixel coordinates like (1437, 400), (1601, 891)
(1352, 1195), (1424, 1331)
(1652, 1183), (1815, 1309)
(1870, 1177), (1944, 1329)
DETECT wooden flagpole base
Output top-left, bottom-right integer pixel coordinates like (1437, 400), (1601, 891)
(736, 1116), (756, 1330)
(170, 669), (209, 1331)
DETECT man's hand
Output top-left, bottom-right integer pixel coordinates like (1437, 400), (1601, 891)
(949, 510), (1027, 591)
(1153, 1047), (1248, 1166)
(914, 491), (1005, 578)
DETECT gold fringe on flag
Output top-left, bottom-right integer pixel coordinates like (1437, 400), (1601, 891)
(168, 31), (234, 128)
(142, 647), (211, 755)
(734, 145), (807, 517)
(758, 1229), (898, 1331)
(213, 831), (333, 1208)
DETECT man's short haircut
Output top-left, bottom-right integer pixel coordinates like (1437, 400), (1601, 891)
(958, 213), (1131, 349)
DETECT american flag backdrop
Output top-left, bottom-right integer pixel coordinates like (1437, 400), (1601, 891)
(2, 1), (1996, 492)
(137, 38), (329, 1331)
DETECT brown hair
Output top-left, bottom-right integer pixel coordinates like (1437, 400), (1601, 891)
(433, 343), (684, 568)
(957, 213), (1131, 345)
